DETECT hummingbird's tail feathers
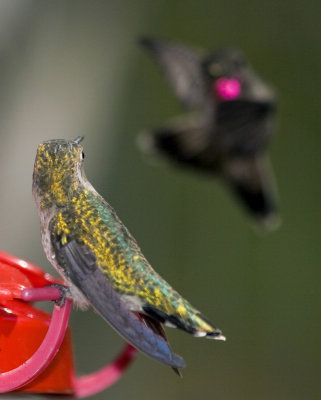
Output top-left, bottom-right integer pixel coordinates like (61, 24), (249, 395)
(207, 332), (227, 340)
(57, 241), (186, 369)
(194, 312), (226, 341)
(221, 155), (280, 230)
(139, 36), (207, 109)
(142, 305), (225, 341)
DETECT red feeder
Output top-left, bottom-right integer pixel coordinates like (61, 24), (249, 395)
(0, 251), (137, 397)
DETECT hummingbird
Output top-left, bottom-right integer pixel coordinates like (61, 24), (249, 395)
(139, 37), (279, 229)
(32, 137), (225, 372)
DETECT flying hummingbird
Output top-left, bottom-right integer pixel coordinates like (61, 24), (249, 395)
(139, 37), (279, 229)
(32, 137), (225, 371)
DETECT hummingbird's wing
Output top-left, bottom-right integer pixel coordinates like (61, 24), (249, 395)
(140, 37), (207, 109)
(139, 314), (182, 376)
(138, 112), (219, 171)
(57, 240), (186, 369)
(221, 155), (279, 229)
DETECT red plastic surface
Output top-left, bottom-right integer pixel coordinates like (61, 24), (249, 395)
(0, 301), (74, 394)
(0, 251), (75, 394)
(0, 251), (62, 296)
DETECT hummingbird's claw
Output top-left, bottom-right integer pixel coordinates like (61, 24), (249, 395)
(46, 283), (71, 307)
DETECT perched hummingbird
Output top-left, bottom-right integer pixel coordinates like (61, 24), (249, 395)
(32, 137), (225, 371)
(139, 37), (279, 229)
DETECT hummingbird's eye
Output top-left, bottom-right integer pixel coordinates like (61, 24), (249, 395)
(81, 151), (85, 160)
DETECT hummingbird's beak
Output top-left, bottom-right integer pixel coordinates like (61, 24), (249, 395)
(74, 136), (84, 144)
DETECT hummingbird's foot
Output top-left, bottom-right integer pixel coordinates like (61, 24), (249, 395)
(46, 284), (71, 307)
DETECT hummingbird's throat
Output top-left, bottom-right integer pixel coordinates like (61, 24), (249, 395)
(213, 77), (241, 101)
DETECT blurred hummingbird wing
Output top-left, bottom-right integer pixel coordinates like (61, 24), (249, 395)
(221, 155), (279, 229)
(57, 240), (186, 369)
(140, 37), (207, 109)
(138, 112), (218, 171)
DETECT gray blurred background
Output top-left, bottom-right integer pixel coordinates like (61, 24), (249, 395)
(0, 1), (320, 399)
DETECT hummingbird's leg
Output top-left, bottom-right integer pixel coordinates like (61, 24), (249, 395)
(45, 283), (71, 306)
